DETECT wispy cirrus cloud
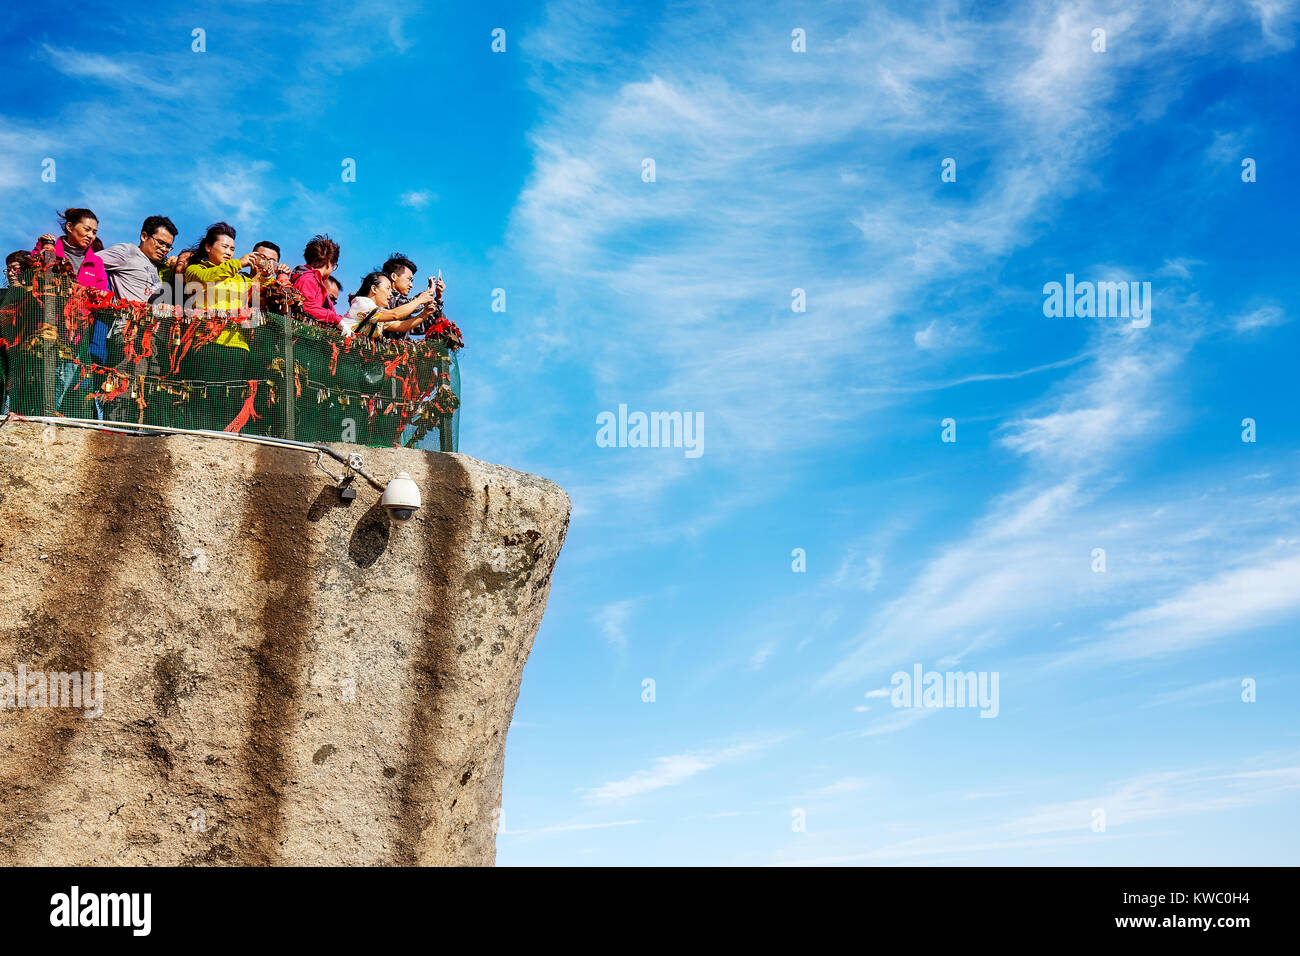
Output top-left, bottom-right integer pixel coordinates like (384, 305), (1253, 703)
(593, 598), (636, 650)
(505, 818), (646, 837)
(1070, 550), (1300, 665)
(781, 758), (1300, 864)
(1140, 677), (1249, 709)
(1232, 302), (1289, 332)
(800, 777), (871, 799)
(40, 43), (182, 97)
(505, 0), (1289, 535)
(824, 454), (1300, 687)
(580, 735), (788, 802)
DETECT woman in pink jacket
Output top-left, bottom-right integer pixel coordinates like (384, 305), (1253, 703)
(31, 207), (111, 415)
(32, 207), (110, 292)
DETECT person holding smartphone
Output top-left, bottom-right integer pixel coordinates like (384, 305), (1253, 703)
(380, 253), (444, 340)
(343, 272), (436, 340)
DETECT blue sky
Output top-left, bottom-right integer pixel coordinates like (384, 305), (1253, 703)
(4, 0), (1298, 865)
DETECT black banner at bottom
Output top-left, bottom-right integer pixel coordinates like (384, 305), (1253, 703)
(0, 865), (1283, 941)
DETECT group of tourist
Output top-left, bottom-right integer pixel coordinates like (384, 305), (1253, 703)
(4, 207), (453, 424)
(5, 207), (448, 344)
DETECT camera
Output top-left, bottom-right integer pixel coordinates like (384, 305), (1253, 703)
(380, 471), (421, 522)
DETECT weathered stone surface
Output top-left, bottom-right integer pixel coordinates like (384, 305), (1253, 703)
(0, 423), (569, 865)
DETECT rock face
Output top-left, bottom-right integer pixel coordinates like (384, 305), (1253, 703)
(0, 423), (569, 866)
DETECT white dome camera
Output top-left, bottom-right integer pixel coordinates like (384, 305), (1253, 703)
(380, 472), (421, 522)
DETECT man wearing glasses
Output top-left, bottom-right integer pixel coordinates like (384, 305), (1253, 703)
(100, 216), (178, 308)
(99, 216), (178, 421)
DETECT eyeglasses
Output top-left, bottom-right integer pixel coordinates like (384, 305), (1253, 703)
(149, 234), (174, 252)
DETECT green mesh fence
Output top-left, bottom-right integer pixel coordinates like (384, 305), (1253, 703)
(0, 266), (460, 451)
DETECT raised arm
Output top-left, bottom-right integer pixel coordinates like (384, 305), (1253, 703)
(184, 257), (246, 283)
(372, 290), (437, 333)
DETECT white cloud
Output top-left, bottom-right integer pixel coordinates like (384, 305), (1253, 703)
(388, 16), (413, 53)
(782, 758), (1300, 864)
(593, 599), (636, 650)
(802, 777), (871, 798)
(581, 736), (785, 802)
(833, 549), (882, 592)
(822, 361), (1300, 685)
(1249, 0), (1299, 48)
(510, 7), (1093, 479)
(1157, 257), (1203, 279)
(1140, 677), (1246, 709)
(502, 0), (1286, 539)
(400, 189), (436, 209)
(507, 819), (645, 837)
(1206, 129), (1248, 166)
(194, 160), (275, 232)
(749, 644), (776, 670)
(1076, 551), (1300, 663)
(1232, 302), (1288, 332)
(913, 320), (941, 349)
(41, 44), (180, 97)
(858, 707), (935, 737)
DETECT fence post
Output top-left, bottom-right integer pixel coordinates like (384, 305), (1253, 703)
(282, 315), (295, 440)
(439, 353), (454, 453)
(41, 339), (55, 416)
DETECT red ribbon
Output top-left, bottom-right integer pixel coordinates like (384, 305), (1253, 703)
(89, 376), (131, 404)
(223, 381), (260, 434)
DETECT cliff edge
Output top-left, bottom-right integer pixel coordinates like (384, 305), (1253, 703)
(0, 422), (569, 865)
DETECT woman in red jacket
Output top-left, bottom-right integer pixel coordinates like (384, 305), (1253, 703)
(291, 234), (342, 328)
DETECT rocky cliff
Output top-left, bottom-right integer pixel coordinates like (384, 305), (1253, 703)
(0, 422), (569, 865)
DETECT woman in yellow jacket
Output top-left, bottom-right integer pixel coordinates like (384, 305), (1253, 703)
(180, 222), (272, 430)
(183, 221), (270, 337)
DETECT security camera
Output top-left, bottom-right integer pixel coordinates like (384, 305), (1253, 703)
(380, 471), (421, 522)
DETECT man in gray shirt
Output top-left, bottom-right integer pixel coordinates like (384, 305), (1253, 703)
(100, 215), (177, 312)
(99, 216), (177, 422)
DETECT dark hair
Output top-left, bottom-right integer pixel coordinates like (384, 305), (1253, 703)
(350, 271), (388, 303)
(303, 234), (340, 269)
(324, 274), (341, 289)
(253, 240), (280, 257)
(382, 253), (417, 277)
(57, 207), (98, 233)
(141, 215), (178, 240)
(187, 221), (237, 264)
(6, 250), (26, 268)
